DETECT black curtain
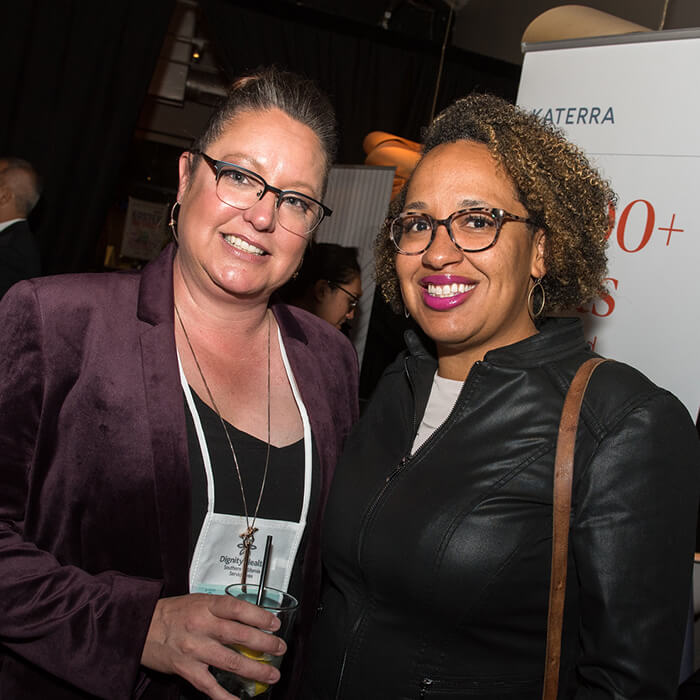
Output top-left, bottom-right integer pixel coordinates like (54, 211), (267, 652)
(0, 0), (175, 273)
(198, 0), (520, 165)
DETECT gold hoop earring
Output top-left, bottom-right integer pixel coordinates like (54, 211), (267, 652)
(527, 277), (546, 320)
(169, 201), (180, 243)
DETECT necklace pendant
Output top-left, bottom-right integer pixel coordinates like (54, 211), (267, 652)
(239, 526), (258, 584)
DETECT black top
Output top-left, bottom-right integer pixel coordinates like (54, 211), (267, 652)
(182, 389), (319, 700)
(185, 389), (316, 602)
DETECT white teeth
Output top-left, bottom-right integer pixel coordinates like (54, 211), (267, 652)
(224, 234), (265, 255)
(426, 282), (475, 298)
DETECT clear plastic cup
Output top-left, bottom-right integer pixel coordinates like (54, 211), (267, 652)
(214, 584), (298, 699)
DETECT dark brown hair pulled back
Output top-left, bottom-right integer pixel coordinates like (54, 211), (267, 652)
(191, 66), (337, 194)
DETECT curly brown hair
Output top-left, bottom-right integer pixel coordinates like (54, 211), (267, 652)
(376, 93), (616, 314)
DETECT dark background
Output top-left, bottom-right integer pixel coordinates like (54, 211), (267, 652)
(0, 0), (517, 276)
(4, 0), (699, 276)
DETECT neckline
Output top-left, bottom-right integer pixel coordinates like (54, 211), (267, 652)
(406, 317), (589, 369)
(189, 388), (303, 450)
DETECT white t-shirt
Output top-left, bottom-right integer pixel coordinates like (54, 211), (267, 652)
(411, 370), (463, 454)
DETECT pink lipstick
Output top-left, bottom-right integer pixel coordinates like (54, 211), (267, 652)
(420, 275), (476, 311)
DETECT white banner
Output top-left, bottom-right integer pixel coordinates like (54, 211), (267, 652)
(518, 31), (700, 421)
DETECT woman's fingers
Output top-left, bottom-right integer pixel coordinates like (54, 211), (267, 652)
(183, 663), (241, 700)
(209, 592), (281, 635)
(141, 593), (285, 694)
(182, 638), (281, 700)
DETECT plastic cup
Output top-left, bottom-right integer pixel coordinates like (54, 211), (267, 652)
(214, 584), (298, 699)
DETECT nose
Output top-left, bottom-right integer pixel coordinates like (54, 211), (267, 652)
(242, 190), (277, 231)
(421, 222), (462, 269)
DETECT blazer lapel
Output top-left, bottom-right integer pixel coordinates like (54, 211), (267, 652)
(138, 245), (190, 595)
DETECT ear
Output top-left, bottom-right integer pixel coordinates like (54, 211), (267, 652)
(177, 152), (194, 202)
(312, 279), (330, 303)
(530, 228), (547, 279)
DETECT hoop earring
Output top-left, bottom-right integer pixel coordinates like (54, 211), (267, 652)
(169, 201), (180, 243)
(404, 304), (410, 319)
(527, 277), (546, 320)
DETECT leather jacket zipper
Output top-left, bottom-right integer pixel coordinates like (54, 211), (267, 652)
(406, 358), (481, 464)
(338, 360), (481, 700)
(334, 450), (413, 700)
(335, 455), (408, 700)
(356, 455), (408, 563)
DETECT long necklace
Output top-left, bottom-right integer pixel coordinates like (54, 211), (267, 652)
(175, 303), (271, 584)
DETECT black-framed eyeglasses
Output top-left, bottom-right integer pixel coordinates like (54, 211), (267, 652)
(388, 207), (536, 255)
(192, 150), (332, 237)
(327, 281), (360, 311)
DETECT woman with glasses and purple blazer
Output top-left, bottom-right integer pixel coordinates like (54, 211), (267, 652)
(303, 94), (700, 699)
(0, 68), (358, 699)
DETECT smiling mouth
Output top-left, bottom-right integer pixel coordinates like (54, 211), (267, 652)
(426, 282), (476, 298)
(223, 234), (266, 256)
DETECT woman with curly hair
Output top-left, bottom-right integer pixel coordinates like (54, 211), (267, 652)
(303, 93), (700, 699)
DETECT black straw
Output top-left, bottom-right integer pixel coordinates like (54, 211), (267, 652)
(256, 535), (273, 606)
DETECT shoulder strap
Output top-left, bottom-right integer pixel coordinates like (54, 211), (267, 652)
(542, 357), (609, 700)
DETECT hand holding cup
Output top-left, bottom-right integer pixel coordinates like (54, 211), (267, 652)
(215, 584), (299, 699)
(141, 592), (286, 699)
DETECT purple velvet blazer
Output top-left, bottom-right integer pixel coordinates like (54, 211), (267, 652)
(0, 244), (359, 699)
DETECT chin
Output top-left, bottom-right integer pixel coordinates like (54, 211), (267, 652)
(416, 318), (476, 346)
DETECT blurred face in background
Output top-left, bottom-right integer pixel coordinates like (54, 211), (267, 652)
(313, 274), (362, 330)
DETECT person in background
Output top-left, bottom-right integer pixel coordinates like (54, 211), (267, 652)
(0, 156), (42, 297)
(280, 242), (362, 332)
(304, 93), (700, 699)
(0, 68), (358, 700)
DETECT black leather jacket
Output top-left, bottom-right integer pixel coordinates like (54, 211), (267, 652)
(305, 318), (700, 699)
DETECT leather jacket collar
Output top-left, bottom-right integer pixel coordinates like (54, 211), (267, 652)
(403, 316), (590, 369)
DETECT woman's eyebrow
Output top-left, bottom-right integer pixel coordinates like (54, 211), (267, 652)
(403, 200), (428, 210)
(403, 198), (489, 211)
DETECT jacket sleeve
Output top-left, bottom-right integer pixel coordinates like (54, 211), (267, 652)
(0, 282), (164, 699)
(571, 387), (700, 699)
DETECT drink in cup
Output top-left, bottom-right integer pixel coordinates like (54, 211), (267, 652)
(215, 584), (298, 699)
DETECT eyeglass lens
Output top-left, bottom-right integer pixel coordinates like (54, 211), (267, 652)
(330, 282), (359, 310)
(391, 210), (503, 254)
(216, 164), (324, 236)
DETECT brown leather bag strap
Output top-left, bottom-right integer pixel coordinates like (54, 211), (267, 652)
(542, 357), (608, 700)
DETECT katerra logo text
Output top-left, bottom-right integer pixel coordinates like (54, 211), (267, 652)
(531, 106), (614, 125)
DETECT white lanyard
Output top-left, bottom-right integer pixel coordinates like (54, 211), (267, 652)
(180, 327), (312, 594)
